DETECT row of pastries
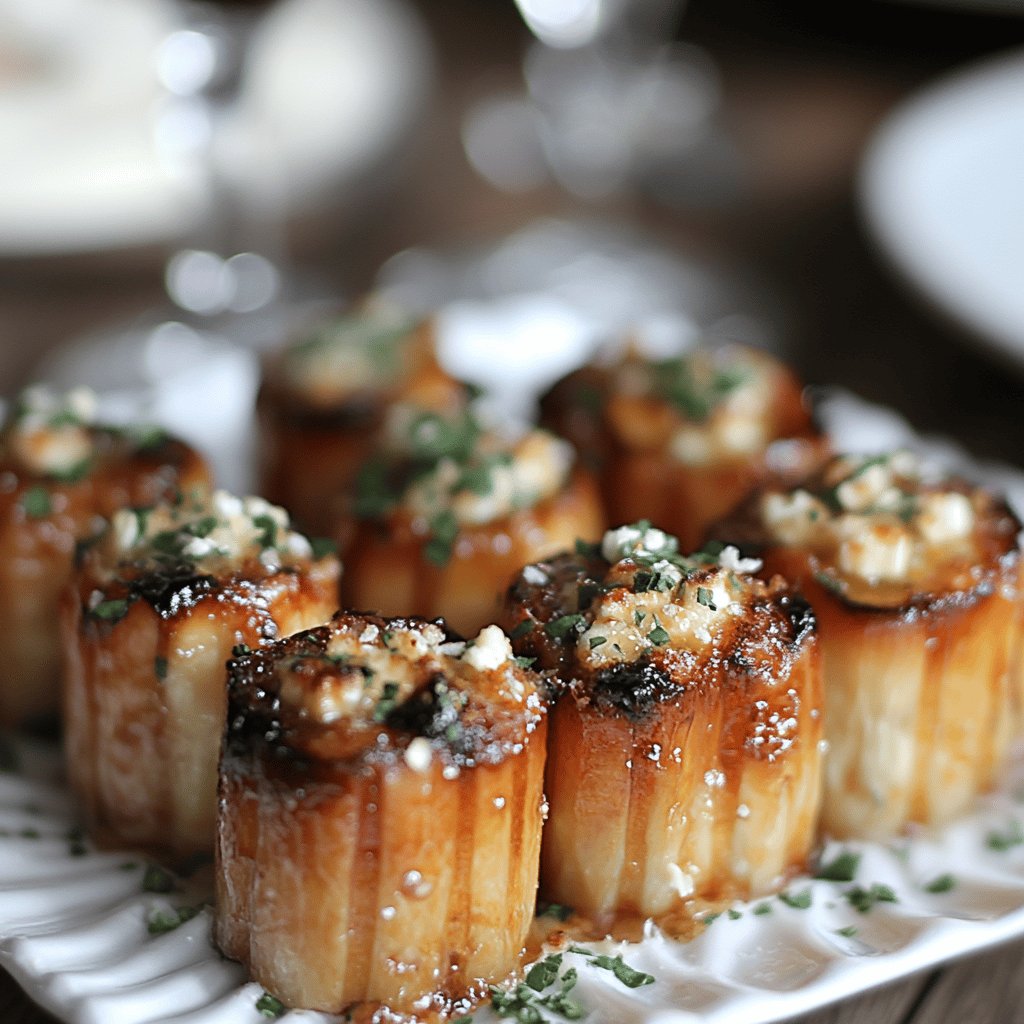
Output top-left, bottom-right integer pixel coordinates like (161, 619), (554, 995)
(1, 302), (1021, 1018)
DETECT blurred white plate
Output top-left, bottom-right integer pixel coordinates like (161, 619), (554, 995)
(0, 0), (431, 257)
(4, 393), (1024, 1024)
(860, 48), (1024, 366)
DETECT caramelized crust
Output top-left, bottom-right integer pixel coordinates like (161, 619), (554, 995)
(215, 613), (547, 1014)
(713, 452), (1024, 838)
(0, 427), (208, 727)
(502, 527), (823, 925)
(539, 345), (827, 550)
(258, 314), (466, 535)
(61, 495), (339, 857)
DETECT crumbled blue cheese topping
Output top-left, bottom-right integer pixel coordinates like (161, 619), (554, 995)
(4, 385), (97, 477)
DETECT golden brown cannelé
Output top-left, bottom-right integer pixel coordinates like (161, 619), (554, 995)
(0, 385), (209, 726)
(713, 451), (1024, 839)
(503, 522), (823, 925)
(61, 490), (340, 858)
(215, 613), (547, 1015)
(257, 304), (468, 536)
(539, 343), (827, 550)
(339, 405), (605, 636)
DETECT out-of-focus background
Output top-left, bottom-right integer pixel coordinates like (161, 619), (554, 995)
(1, 0), (1023, 476)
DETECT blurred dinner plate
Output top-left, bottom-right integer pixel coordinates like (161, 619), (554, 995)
(860, 47), (1024, 368)
(0, 0), (431, 257)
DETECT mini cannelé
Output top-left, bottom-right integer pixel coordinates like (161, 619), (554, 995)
(61, 490), (340, 857)
(339, 406), (605, 636)
(503, 522), (823, 925)
(216, 613), (547, 1015)
(257, 304), (467, 535)
(713, 451), (1024, 840)
(539, 344), (827, 550)
(0, 385), (209, 727)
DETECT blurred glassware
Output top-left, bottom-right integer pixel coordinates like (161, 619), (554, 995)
(462, 0), (740, 205)
(0, 0), (432, 257)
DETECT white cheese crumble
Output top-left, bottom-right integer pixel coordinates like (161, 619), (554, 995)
(404, 737), (434, 773)
(106, 490), (317, 573)
(4, 385), (100, 476)
(462, 625), (513, 672)
(601, 523), (675, 562)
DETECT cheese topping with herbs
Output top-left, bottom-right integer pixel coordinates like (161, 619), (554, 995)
(276, 620), (523, 728)
(576, 524), (766, 668)
(282, 304), (419, 405)
(103, 490), (317, 576)
(3, 385), (98, 478)
(759, 452), (982, 589)
(608, 346), (781, 467)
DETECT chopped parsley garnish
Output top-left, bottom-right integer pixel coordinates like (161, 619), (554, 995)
(147, 904), (200, 935)
(90, 598), (130, 623)
(526, 953), (562, 991)
(154, 656), (168, 681)
(986, 820), (1024, 851)
(424, 509), (459, 567)
(647, 619), (670, 646)
(753, 902), (773, 916)
(372, 682), (401, 722)
(310, 536), (336, 559)
(252, 513), (278, 549)
(779, 888), (813, 910)
(509, 619), (535, 639)
(652, 356), (749, 422)
(634, 610), (646, 626)
(353, 459), (394, 519)
(514, 656), (536, 669)
(815, 850), (861, 883)
(255, 991), (287, 1018)
(538, 902), (574, 921)
(231, 643), (252, 657)
(695, 586), (717, 610)
(588, 635), (607, 649)
(570, 947), (655, 989)
(835, 925), (859, 938)
(575, 538), (600, 558)
(728, 908), (742, 920)
(21, 486), (51, 519)
(924, 873), (956, 893)
(845, 883), (898, 913)
(545, 613), (585, 640)
(142, 865), (175, 894)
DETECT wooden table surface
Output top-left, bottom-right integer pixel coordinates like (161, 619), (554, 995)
(3, 1), (1024, 1020)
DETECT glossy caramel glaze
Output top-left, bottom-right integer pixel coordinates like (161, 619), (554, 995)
(502, 527), (823, 926)
(257, 315), (467, 536)
(0, 428), (208, 726)
(61, 502), (340, 859)
(539, 344), (828, 550)
(215, 613), (547, 1015)
(713, 453), (1024, 838)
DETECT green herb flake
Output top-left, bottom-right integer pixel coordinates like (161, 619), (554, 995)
(835, 925), (859, 938)
(845, 883), (898, 914)
(647, 620), (670, 646)
(590, 954), (656, 989)
(147, 904), (200, 935)
(154, 656), (168, 681)
(696, 586), (717, 611)
(91, 598), (129, 623)
(424, 509), (459, 567)
(538, 902), (573, 921)
(509, 619), (535, 639)
(588, 635), (607, 650)
(753, 902), (773, 916)
(575, 538), (600, 558)
(779, 887), (813, 910)
(372, 682), (401, 723)
(815, 850), (861, 883)
(141, 865), (175, 894)
(252, 513), (278, 549)
(986, 820), (1024, 851)
(255, 991), (287, 1018)
(49, 457), (93, 484)
(310, 536), (336, 559)
(514, 656), (536, 669)
(21, 486), (52, 519)
(727, 908), (743, 920)
(526, 954), (563, 992)
(545, 613), (585, 640)
(924, 873), (956, 894)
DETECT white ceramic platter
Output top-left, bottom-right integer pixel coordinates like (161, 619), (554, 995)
(3, 392), (1024, 1024)
(859, 47), (1024, 368)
